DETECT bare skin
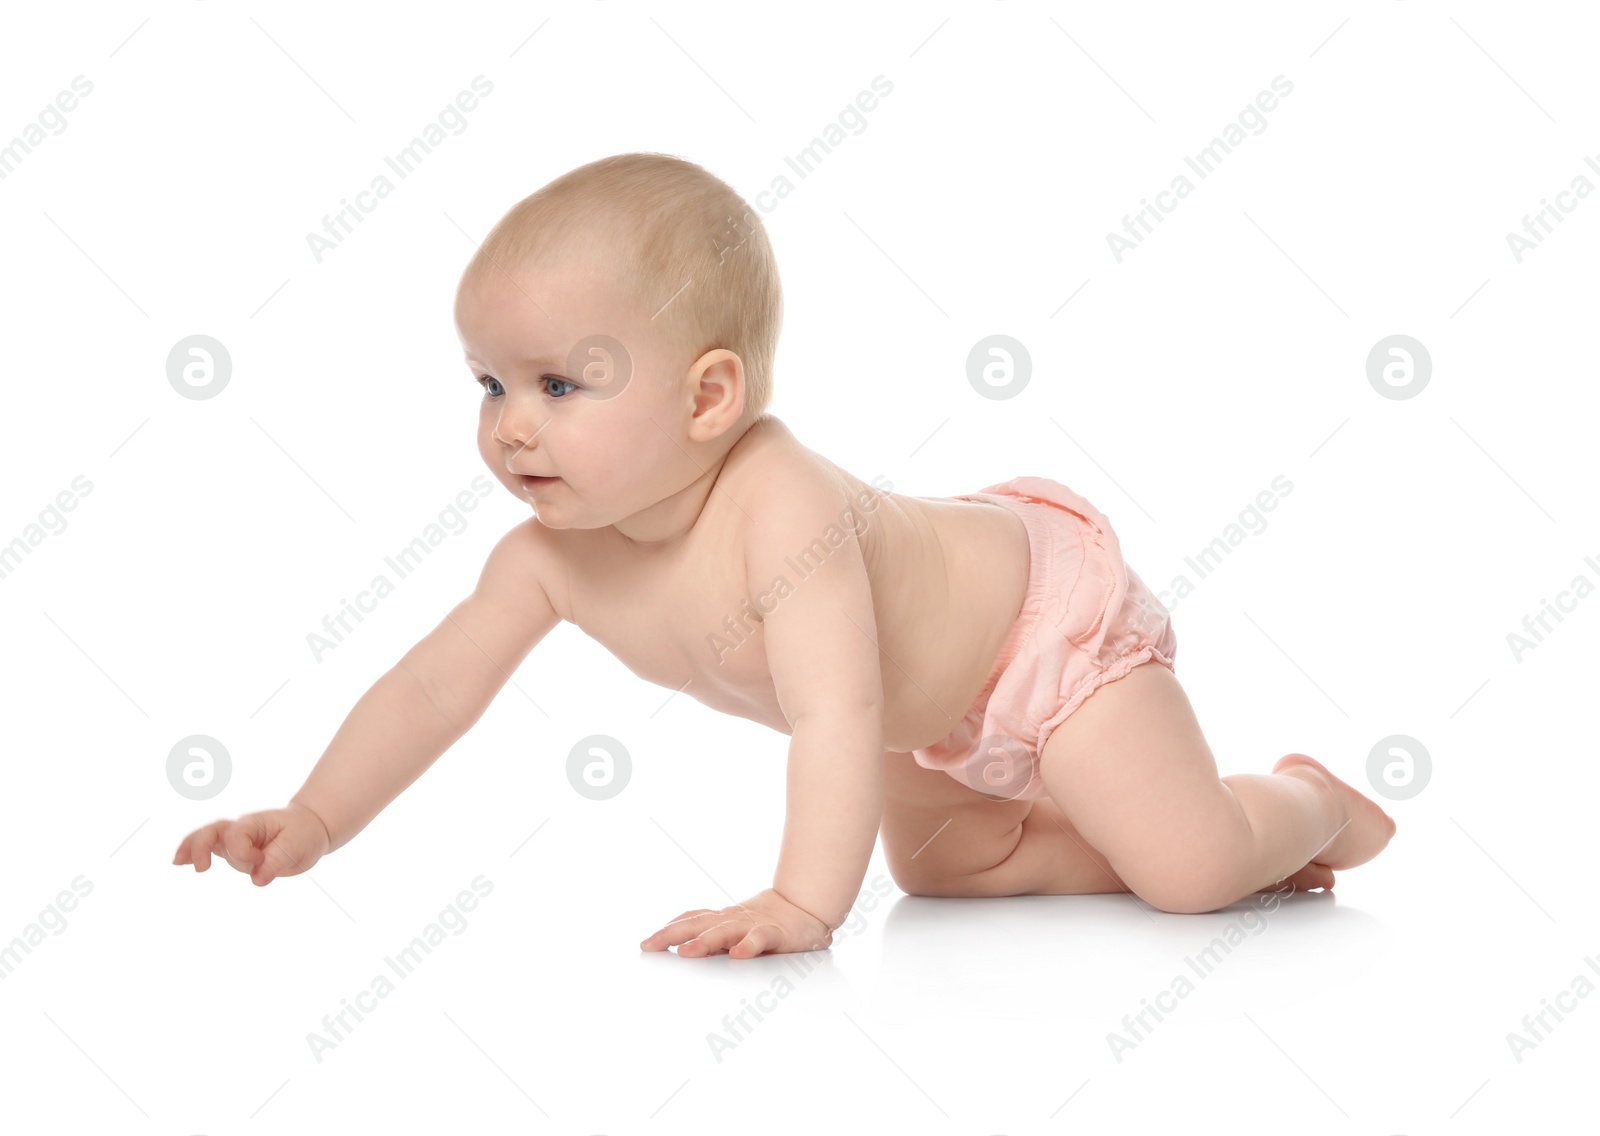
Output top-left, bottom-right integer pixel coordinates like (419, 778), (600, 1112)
(174, 248), (1396, 957)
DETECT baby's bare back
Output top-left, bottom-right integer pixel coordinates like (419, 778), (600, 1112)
(530, 417), (1031, 751)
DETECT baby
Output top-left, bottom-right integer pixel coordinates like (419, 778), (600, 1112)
(173, 153), (1395, 958)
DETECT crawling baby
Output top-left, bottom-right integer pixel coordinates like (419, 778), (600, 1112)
(173, 152), (1395, 958)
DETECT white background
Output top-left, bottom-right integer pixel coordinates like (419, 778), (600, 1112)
(1, 2), (1595, 1132)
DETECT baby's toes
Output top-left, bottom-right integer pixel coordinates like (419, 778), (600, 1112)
(1280, 862), (1335, 893)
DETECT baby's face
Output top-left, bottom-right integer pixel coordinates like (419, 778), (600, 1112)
(456, 258), (697, 530)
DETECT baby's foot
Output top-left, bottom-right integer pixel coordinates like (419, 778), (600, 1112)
(1263, 862), (1336, 894)
(1272, 753), (1397, 870)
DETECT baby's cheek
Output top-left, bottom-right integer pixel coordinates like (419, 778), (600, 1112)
(474, 429), (494, 461)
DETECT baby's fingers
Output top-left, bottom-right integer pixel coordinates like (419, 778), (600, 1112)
(250, 831), (312, 886)
(223, 818), (268, 870)
(678, 921), (748, 958)
(639, 909), (718, 952)
(729, 925), (778, 959)
(174, 822), (227, 871)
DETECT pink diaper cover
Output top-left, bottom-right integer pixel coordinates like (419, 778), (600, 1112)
(911, 475), (1178, 801)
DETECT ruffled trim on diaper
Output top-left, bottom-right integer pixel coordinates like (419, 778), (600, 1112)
(1036, 645), (1178, 752)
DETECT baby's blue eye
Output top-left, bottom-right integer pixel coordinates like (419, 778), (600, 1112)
(478, 375), (577, 400)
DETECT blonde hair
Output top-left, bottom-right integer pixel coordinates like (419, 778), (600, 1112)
(462, 153), (783, 425)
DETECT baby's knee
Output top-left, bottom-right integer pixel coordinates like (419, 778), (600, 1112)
(886, 854), (946, 896)
(1121, 849), (1252, 914)
(890, 866), (969, 898)
(886, 842), (1027, 898)
(887, 854), (998, 898)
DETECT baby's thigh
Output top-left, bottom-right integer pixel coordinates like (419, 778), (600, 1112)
(1037, 661), (1233, 861)
(881, 749), (1032, 891)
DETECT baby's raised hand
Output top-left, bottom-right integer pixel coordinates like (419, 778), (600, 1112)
(639, 888), (833, 958)
(172, 803), (332, 887)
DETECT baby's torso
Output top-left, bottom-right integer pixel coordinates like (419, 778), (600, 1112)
(535, 418), (1031, 752)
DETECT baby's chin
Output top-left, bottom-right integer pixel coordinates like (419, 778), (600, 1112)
(524, 504), (579, 528)
(512, 489), (593, 530)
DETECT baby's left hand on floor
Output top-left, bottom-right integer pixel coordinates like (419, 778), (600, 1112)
(640, 888), (833, 958)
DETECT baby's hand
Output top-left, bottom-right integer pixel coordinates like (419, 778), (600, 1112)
(640, 888), (834, 958)
(172, 803), (332, 887)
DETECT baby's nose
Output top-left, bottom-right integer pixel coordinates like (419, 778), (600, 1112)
(493, 402), (542, 449)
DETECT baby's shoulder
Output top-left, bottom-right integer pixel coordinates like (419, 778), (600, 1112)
(718, 421), (885, 585)
(721, 416), (855, 515)
(477, 514), (581, 621)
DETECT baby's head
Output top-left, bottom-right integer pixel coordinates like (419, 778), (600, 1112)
(454, 153), (783, 536)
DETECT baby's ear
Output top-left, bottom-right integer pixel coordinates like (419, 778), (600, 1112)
(686, 349), (746, 439)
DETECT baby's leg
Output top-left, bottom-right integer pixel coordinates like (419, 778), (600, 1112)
(881, 750), (1122, 897)
(1038, 663), (1395, 913)
(882, 748), (1335, 899)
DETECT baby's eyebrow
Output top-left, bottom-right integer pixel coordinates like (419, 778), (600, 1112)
(463, 353), (564, 371)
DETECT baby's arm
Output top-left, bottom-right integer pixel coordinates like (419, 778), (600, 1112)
(173, 521), (560, 881)
(762, 494), (886, 929)
(291, 522), (561, 849)
(641, 471), (885, 957)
